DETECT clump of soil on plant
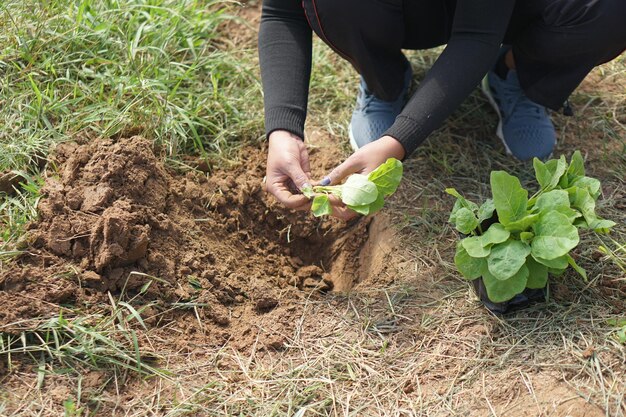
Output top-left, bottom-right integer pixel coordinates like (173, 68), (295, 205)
(0, 136), (395, 349)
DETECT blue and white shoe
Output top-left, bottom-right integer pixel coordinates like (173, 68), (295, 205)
(349, 66), (412, 151)
(481, 69), (556, 161)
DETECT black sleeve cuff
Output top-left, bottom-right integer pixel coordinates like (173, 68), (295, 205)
(384, 115), (428, 157)
(264, 107), (307, 140)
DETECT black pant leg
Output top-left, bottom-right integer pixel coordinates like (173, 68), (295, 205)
(509, 0), (626, 109)
(302, 0), (409, 101)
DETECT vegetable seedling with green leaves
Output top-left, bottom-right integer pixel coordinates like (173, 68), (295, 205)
(447, 151), (615, 304)
(302, 158), (403, 217)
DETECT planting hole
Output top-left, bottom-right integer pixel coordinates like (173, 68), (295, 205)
(2, 137), (397, 335)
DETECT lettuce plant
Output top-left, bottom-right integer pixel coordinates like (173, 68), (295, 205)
(447, 151), (615, 303)
(302, 158), (403, 217)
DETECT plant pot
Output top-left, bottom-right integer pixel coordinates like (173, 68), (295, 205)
(471, 277), (546, 315)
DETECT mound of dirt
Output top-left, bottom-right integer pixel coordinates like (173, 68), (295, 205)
(0, 136), (395, 348)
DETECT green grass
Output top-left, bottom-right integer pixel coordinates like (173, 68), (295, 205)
(1, 310), (166, 379)
(1, 0), (265, 249)
(0, 172), (41, 254)
(0, 0), (263, 171)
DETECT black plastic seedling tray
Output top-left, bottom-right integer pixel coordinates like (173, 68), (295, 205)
(472, 277), (547, 315)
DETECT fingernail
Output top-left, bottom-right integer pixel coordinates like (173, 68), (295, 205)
(301, 182), (312, 190)
(320, 176), (331, 186)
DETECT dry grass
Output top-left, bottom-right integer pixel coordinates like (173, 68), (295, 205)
(1, 2), (625, 416)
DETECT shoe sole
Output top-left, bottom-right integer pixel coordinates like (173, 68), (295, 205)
(480, 75), (513, 157)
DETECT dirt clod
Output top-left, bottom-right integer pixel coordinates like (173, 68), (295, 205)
(0, 172), (23, 196)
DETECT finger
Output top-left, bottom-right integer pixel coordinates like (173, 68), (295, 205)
(318, 176), (331, 186)
(270, 184), (311, 209)
(300, 146), (311, 178)
(286, 163), (311, 191)
(331, 205), (358, 221)
(294, 200), (313, 211)
(327, 194), (345, 208)
(324, 155), (362, 185)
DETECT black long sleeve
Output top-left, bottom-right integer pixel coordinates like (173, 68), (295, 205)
(386, 0), (515, 155)
(258, 0), (312, 140)
(258, 0), (515, 154)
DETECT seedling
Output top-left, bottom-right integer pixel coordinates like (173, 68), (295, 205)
(302, 158), (403, 217)
(447, 151), (615, 304)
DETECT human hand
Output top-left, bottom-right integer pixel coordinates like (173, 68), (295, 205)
(320, 135), (405, 220)
(266, 130), (312, 210)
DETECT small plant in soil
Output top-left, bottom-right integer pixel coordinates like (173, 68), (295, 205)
(302, 158), (403, 217)
(447, 151), (616, 306)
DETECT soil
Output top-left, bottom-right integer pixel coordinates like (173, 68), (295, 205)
(0, 134), (394, 349)
(0, 172), (22, 196)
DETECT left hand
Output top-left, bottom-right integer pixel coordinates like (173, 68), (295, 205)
(320, 135), (406, 220)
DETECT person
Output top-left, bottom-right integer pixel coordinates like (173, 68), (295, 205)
(259, 0), (625, 220)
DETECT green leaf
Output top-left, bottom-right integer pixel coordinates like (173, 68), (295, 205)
(301, 184), (315, 199)
(607, 318), (626, 327)
(504, 213), (539, 233)
(533, 155), (567, 191)
(570, 176), (601, 200)
(366, 193), (385, 215)
(568, 187), (599, 227)
(567, 150), (585, 179)
(533, 159), (551, 189)
(526, 257), (549, 289)
(449, 199), (463, 224)
(535, 190), (570, 212)
(531, 211), (579, 260)
(481, 223), (510, 245)
(533, 189), (580, 223)
(462, 236), (491, 258)
(554, 207), (582, 223)
(532, 254), (569, 269)
(589, 218), (616, 232)
(482, 264), (529, 303)
(477, 199), (495, 223)
(455, 207), (479, 235)
(454, 243), (485, 280)
(445, 188), (464, 200)
(548, 267), (567, 277)
(487, 239), (531, 280)
(566, 254), (588, 281)
(520, 232), (534, 244)
(341, 174), (379, 206)
(446, 188), (479, 215)
(448, 189), (479, 232)
(311, 195), (332, 217)
(490, 171), (528, 226)
(348, 204), (371, 216)
(368, 158), (403, 196)
(567, 183), (615, 232)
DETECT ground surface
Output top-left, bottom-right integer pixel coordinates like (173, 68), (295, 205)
(1, 2), (625, 416)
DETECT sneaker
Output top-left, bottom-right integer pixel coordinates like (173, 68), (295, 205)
(481, 68), (556, 161)
(349, 66), (412, 151)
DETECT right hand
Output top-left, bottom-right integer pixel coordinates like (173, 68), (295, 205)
(266, 130), (312, 210)
(265, 130), (358, 220)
